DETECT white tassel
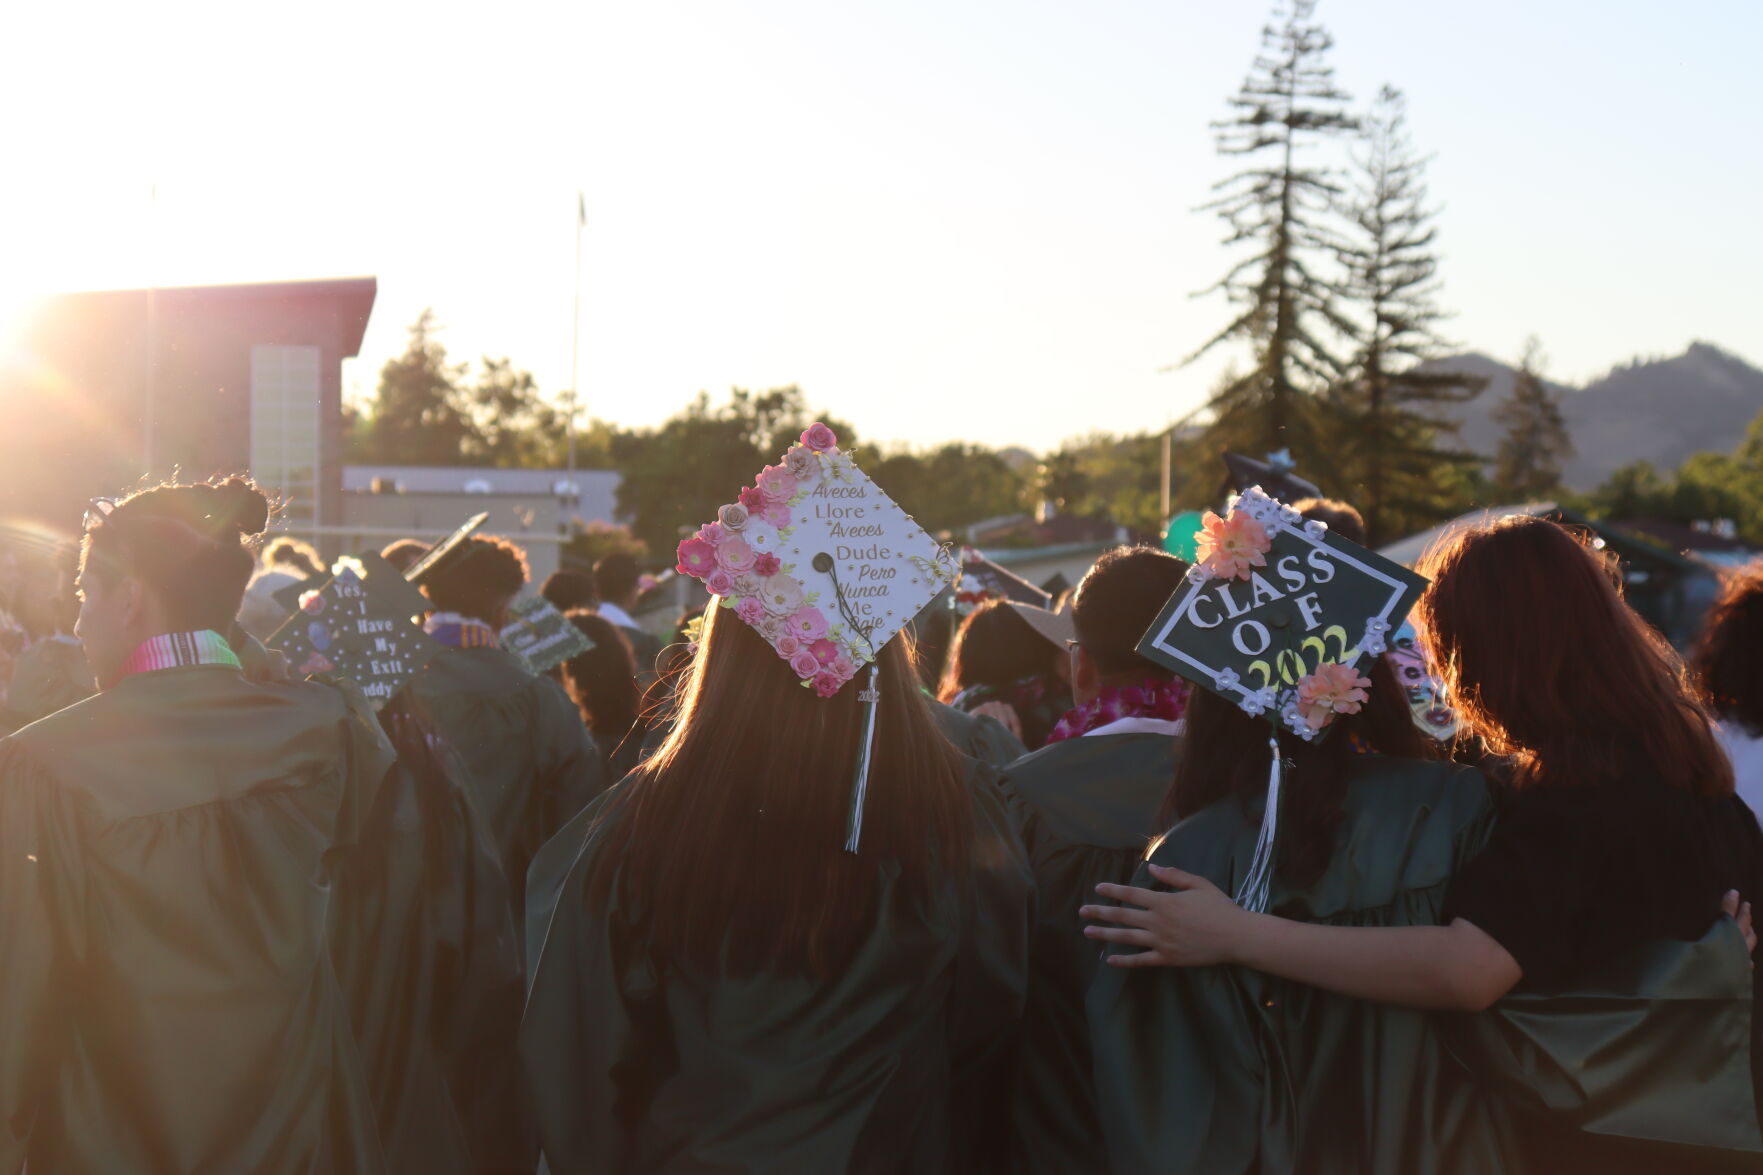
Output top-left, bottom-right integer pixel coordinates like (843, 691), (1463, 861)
(843, 665), (881, 853)
(1232, 735), (1283, 913)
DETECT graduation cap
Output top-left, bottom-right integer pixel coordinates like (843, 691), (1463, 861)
(269, 556), (441, 709)
(1136, 486), (1428, 911)
(1221, 451), (1322, 503)
(403, 512), (491, 586)
(953, 547), (1053, 614)
(674, 421), (959, 849)
(500, 596), (594, 676)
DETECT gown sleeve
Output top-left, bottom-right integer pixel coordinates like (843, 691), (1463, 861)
(519, 801), (669, 1175)
(947, 767), (1035, 1172)
(0, 741), (86, 1173)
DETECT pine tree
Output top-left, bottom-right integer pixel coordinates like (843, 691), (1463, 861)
(1493, 338), (1575, 496)
(355, 310), (480, 465)
(1184, 0), (1358, 459)
(1330, 86), (1484, 545)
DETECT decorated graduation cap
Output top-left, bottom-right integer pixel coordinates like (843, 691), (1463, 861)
(954, 547), (1053, 615)
(674, 422), (959, 849)
(270, 553), (441, 709)
(500, 596), (594, 675)
(1221, 450), (1323, 504)
(403, 511), (491, 586)
(1136, 486), (1428, 911)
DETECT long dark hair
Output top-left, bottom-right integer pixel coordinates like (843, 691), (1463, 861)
(81, 476), (271, 631)
(560, 609), (641, 744)
(583, 604), (974, 979)
(1693, 561), (1763, 738)
(936, 598), (1057, 701)
(1417, 515), (1730, 797)
(1163, 654), (1429, 888)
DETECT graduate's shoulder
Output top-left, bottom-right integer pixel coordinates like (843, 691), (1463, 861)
(999, 732), (1177, 851)
(1340, 754), (1492, 830)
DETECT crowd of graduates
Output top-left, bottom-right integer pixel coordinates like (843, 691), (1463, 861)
(2, 439), (1763, 1173)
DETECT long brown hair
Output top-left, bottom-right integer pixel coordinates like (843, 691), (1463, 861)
(1416, 515), (1730, 796)
(1692, 561), (1763, 738)
(936, 598), (1058, 701)
(584, 603), (974, 979)
(1163, 654), (1429, 888)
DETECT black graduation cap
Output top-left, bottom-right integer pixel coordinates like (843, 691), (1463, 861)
(269, 558), (441, 709)
(403, 512), (491, 586)
(1221, 451), (1322, 503)
(955, 547), (1053, 612)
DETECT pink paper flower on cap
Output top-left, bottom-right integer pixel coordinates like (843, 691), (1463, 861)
(775, 632), (803, 658)
(800, 422), (838, 452)
(753, 552), (782, 578)
(809, 637), (840, 665)
(694, 521), (727, 547)
(761, 575), (805, 615)
(788, 607), (830, 641)
(705, 569), (735, 597)
(735, 595), (767, 626)
(784, 445), (820, 483)
(1196, 510), (1271, 581)
(676, 537), (718, 578)
(757, 464), (798, 504)
(813, 670), (846, 697)
(715, 536), (756, 573)
(761, 502), (793, 528)
(738, 485), (767, 513)
(1295, 661), (1372, 731)
(718, 503), (749, 532)
(790, 649), (822, 679)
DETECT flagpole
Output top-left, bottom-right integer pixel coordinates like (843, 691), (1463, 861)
(568, 192), (584, 474)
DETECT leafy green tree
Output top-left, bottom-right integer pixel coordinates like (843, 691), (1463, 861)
(869, 444), (1030, 538)
(1329, 86), (1484, 544)
(1589, 461), (1669, 520)
(1493, 339), (1574, 497)
(561, 519), (648, 572)
(349, 310), (480, 465)
(459, 357), (565, 467)
(1184, 0), (1358, 458)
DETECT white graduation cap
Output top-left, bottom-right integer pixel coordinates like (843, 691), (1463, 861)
(674, 422), (959, 846)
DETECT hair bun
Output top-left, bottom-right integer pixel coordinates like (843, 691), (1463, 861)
(210, 476), (271, 537)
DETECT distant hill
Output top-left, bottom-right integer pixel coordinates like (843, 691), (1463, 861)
(1419, 342), (1763, 489)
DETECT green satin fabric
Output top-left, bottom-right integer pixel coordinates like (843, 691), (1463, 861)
(519, 767), (1034, 1174)
(1446, 918), (1762, 1171)
(328, 699), (534, 1174)
(997, 731), (1177, 1174)
(1087, 757), (1508, 1174)
(404, 646), (607, 915)
(931, 700), (1029, 767)
(0, 664), (393, 1173)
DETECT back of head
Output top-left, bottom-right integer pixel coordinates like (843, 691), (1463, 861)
(937, 598), (1054, 700)
(422, 535), (530, 624)
(541, 568), (597, 613)
(1694, 561), (1763, 737)
(560, 609), (639, 736)
(1292, 498), (1367, 546)
(587, 603), (973, 979)
(1071, 545), (1189, 681)
(1416, 514), (1728, 796)
(380, 538), (430, 574)
(592, 553), (641, 607)
(82, 475), (271, 633)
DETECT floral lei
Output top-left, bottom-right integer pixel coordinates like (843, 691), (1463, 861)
(1046, 676), (1192, 743)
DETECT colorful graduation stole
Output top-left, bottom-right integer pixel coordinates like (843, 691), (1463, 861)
(117, 630), (242, 682)
(424, 612), (501, 650)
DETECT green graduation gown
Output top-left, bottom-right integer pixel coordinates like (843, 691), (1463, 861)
(404, 645), (607, 912)
(1086, 756), (1507, 1175)
(997, 729), (1179, 1175)
(327, 697), (534, 1175)
(931, 699), (1029, 767)
(0, 662), (393, 1173)
(519, 768), (1035, 1174)
(0, 636), (92, 735)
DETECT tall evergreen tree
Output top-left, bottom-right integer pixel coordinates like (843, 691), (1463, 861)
(1330, 86), (1484, 544)
(1185, 0), (1358, 459)
(1493, 338), (1575, 496)
(350, 310), (480, 465)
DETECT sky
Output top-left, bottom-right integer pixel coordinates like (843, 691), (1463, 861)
(1, 0), (1758, 454)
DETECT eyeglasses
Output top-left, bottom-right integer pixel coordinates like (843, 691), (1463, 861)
(83, 497), (118, 531)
